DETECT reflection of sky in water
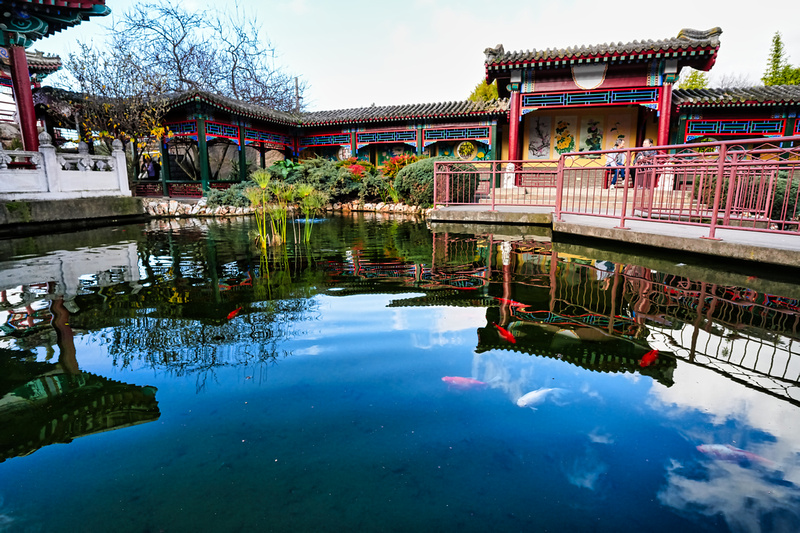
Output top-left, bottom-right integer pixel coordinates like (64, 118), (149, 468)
(649, 363), (800, 531)
(2, 220), (800, 532)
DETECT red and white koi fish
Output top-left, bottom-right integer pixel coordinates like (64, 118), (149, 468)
(227, 307), (242, 320)
(639, 349), (658, 367)
(442, 376), (487, 389)
(696, 444), (775, 467)
(494, 322), (517, 344)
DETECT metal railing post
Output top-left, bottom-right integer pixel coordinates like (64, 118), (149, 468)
(615, 149), (632, 229)
(433, 162), (438, 205)
(490, 162), (496, 211)
(703, 143), (728, 240)
(554, 156), (565, 221)
(722, 153), (738, 227)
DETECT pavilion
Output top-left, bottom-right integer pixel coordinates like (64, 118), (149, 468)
(0, 0), (109, 151)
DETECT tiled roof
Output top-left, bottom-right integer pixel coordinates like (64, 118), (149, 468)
(299, 99), (509, 126)
(1, 1), (109, 44)
(484, 27), (722, 67)
(0, 50), (61, 76)
(167, 91), (299, 126)
(167, 91), (509, 127)
(673, 85), (800, 107)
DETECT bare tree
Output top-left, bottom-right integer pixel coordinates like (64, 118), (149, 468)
(51, 41), (171, 148)
(114, 0), (305, 111)
(711, 72), (756, 88)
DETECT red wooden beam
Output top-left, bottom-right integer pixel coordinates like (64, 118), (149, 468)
(508, 90), (521, 160)
(8, 45), (38, 151)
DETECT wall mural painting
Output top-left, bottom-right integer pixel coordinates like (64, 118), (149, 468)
(528, 116), (552, 159)
(376, 144), (414, 166)
(605, 115), (631, 149)
(554, 116), (577, 155)
(579, 116), (604, 155)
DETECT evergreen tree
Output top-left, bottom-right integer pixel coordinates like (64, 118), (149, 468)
(678, 69), (709, 90)
(762, 32), (800, 86)
(468, 80), (499, 102)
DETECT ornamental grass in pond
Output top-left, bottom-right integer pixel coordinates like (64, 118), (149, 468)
(296, 183), (329, 242)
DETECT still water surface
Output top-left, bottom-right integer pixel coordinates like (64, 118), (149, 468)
(1, 214), (799, 532)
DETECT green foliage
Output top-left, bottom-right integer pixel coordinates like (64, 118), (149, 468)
(468, 80), (499, 102)
(678, 69), (709, 90)
(393, 156), (455, 207)
(226, 159), (254, 182)
(284, 158), (361, 202)
(762, 31), (800, 86)
(358, 173), (396, 203)
(205, 182), (251, 208)
(382, 155), (419, 181)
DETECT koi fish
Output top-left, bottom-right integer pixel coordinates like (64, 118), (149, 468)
(639, 349), (658, 367)
(696, 444), (775, 467)
(746, 276), (758, 282)
(495, 297), (525, 307)
(227, 307), (242, 320)
(516, 387), (564, 409)
(494, 322), (516, 344)
(442, 376), (487, 389)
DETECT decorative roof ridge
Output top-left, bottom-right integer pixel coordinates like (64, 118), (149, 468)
(673, 84), (800, 106)
(485, 27), (723, 66)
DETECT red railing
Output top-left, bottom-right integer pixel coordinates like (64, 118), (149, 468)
(434, 136), (800, 237)
(433, 160), (559, 209)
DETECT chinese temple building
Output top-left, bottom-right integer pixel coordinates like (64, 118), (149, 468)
(672, 85), (800, 143)
(0, 0), (109, 151)
(484, 27), (723, 159)
(15, 22), (800, 200)
(139, 26), (800, 197)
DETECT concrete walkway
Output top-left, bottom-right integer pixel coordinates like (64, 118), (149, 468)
(429, 205), (800, 267)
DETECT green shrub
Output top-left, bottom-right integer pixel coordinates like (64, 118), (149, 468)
(286, 158), (361, 202)
(205, 181), (251, 208)
(394, 156), (447, 207)
(393, 156), (478, 207)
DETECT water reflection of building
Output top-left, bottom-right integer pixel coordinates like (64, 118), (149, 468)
(0, 354), (159, 463)
(428, 232), (800, 406)
(0, 294), (160, 463)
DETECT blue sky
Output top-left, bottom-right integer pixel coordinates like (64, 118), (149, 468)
(34, 0), (800, 111)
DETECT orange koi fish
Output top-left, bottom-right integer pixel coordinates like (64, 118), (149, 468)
(639, 349), (658, 367)
(227, 307), (242, 320)
(495, 297), (525, 307)
(442, 376), (487, 389)
(494, 322), (517, 344)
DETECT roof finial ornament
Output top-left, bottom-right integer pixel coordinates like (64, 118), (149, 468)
(484, 44), (505, 63)
(677, 27), (723, 41)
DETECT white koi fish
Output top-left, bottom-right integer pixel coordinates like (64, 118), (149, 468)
(516, 387), (564, 409)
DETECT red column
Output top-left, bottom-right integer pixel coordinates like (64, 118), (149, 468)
(8, 45), (39, 152)
(657, 84), (673, 147)
(508, 90), (521, 160)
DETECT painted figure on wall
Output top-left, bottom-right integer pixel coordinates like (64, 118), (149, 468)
(581, 117), (604, 153)
(528, 116), (551, 159)
(605, 115), (630, 149)
(554, 116), (577, 155)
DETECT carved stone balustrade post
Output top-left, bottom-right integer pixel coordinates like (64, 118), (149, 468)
(38, 131), (62, 193)
(112, 139), (131, 195)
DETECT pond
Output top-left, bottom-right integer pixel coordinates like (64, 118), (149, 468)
(1, 214), (799, 532)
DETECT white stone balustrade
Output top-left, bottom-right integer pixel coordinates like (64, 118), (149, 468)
(0, 131), (131, 200)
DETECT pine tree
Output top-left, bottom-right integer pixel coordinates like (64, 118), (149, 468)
(762, 31), (800, 86)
